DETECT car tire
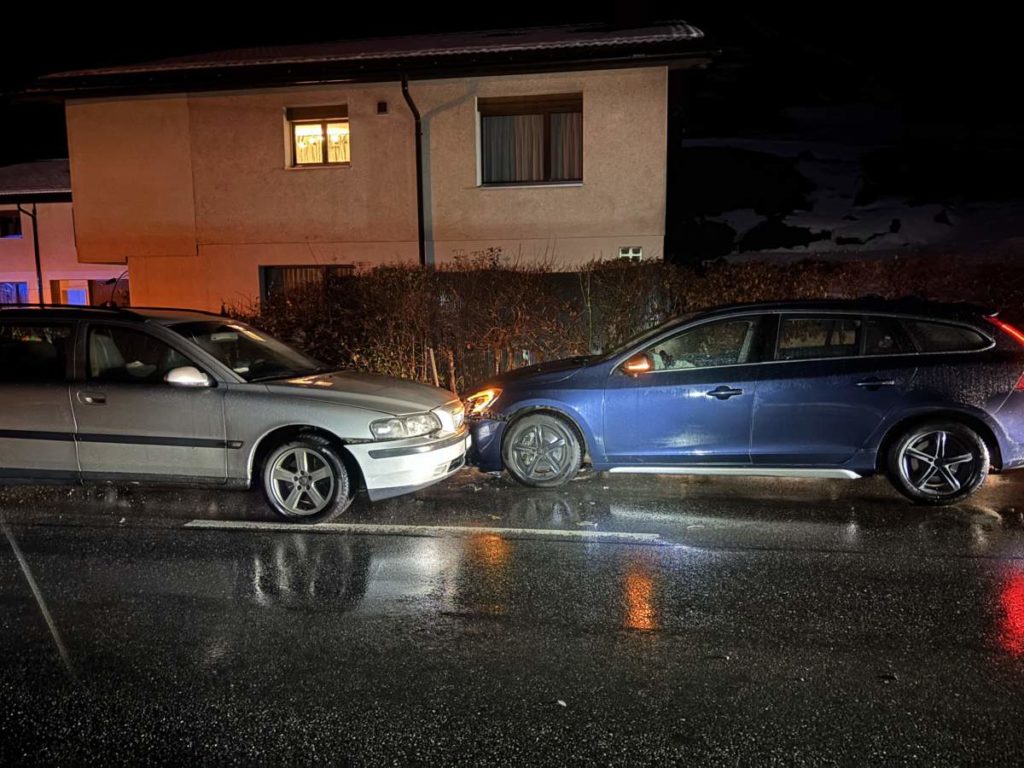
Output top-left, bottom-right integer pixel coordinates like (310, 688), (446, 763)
(261, 435), (352, 523)
(887, 421), (989, 505)
(502, 413), (583, 488)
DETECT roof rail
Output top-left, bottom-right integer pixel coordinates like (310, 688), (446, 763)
(0, 304), (225, 318)
(125, 306), (227, 317)
(0, 303), (133, 313)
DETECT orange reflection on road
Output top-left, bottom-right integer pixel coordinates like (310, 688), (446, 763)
(470, 534), (510, 569)
(1000, 572), (1024, 655)
(624, 568), (657, 631)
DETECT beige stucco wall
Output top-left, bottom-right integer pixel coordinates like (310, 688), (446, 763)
(0, 203), (123, 303)
(65, 67), (668, 311)
(415, 68), (668, 267)
(67, 97), (197, 263)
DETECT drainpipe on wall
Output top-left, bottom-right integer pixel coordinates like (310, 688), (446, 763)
(401, 73), (427, 267)
(17, 204), (44, 306)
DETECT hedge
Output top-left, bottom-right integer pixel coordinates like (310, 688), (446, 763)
(238, 253), (1023, 393)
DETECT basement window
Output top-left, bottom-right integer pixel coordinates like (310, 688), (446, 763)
(478, 94), (582, 185)
(619, 246), (643, 262)
(260, 265), (355, 303)
(287, 106), (350, 166)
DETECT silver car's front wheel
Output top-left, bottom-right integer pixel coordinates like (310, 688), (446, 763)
(261, 436), (352, 523)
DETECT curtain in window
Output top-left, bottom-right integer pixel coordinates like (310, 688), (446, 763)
(550, 112), (583, 181)
(481, 115), (544, 183)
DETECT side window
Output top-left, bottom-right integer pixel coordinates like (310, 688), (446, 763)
(88, 326), (195, 384)
(0, 324), (71, 383)
(778, 317), (860, 361)
(902, 320), (990, 353)
(645, 318), (761, 371)
(864, 317), (909, 356)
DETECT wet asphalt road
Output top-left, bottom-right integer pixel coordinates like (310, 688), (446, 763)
(3, 471), (1024, 765)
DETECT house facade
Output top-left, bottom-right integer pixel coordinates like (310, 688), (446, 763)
(39, 23), (710, 312)
(0, 160), (125, 305)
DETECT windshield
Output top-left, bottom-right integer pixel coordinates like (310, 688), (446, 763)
(597, 313), (696, 361)
(171, 321), (328, 382)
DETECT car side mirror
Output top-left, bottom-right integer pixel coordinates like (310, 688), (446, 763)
(621, 352), (654, 377)
(165, 366), (214, 388)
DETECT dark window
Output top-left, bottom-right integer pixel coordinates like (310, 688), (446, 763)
(0, 211), (22, 239)
(0, 282), (29, 305)
(479, 94), (582, 185)
(287, 105), (349, 166)
(778, 317), (861, 361)
(0, 324), (71, 382)
(864, 317), (909, 356)
(644, 318), (761, 371)
(902, 320), (990, 353)
(260, 265), (355, 303)
(87, 326), (196, 384)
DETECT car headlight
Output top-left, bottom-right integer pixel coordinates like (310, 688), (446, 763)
(465, 388), (502, 416)
(370, 412), (442, 440)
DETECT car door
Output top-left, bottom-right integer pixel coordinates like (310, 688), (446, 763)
(0, 319), (79, 480)
(751, 314), (918, 466)
(70, 322), (227, 481)
(603, 315), (767, 465)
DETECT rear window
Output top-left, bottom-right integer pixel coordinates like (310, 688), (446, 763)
(902, 320), (990, 353)
(0, 324), (71, 382)
(864, 317), (910, 356)
(777, 317), (860, 361)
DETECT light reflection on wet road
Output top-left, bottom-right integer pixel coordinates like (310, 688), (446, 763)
(3, 470), (1024, 764)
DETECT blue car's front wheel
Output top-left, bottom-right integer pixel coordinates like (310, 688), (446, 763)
(502, 413), (583, 488)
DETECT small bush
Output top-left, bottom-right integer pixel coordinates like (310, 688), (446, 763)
(237, 253), (1024, 393)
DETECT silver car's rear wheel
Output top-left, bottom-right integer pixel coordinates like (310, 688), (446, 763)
(261, 436), (352, 523)
(887, 421), (989, 505)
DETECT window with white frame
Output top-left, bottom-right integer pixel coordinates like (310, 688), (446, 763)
(619, 246), (643, 262)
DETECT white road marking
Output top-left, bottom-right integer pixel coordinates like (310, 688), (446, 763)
(2, 521), (76, 679)
(184, 519), (664, 544)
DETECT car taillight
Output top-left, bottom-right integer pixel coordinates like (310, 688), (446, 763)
(985, 318), (1024, 391)
(987, 316), (1024, 347)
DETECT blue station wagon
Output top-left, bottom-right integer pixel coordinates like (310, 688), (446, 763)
(465, 299), (1024, 505)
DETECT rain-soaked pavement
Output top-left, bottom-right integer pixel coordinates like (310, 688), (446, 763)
(3, 470), (1024, 765)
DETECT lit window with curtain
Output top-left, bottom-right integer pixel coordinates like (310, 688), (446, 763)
(287, 106), (350, 166)
(478, 94), (582, 185)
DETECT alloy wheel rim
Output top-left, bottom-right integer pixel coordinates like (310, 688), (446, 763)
(269, 448), (335, 516)
(899, 430), (977, 497)
(510, 423), (571, 481)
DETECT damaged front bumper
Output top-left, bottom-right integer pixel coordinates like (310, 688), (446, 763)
(468, 418), (506, 472)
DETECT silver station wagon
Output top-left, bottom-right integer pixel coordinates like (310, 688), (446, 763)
(0, 306), (469, 523)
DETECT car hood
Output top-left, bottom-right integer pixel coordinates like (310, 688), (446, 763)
(264, 370), (457, 415)
(482, 355), (596, 388)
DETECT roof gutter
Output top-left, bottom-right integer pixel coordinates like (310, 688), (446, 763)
(400, 74), (427, 268)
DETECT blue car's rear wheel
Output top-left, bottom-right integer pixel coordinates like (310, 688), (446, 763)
(887, 421), (989, 505)
(502, 413), (582, 488)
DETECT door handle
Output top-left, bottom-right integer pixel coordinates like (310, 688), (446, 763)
(77, 391), (107, 405)
(855, 378), (896, 389)
(706, 386), (743, 400)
